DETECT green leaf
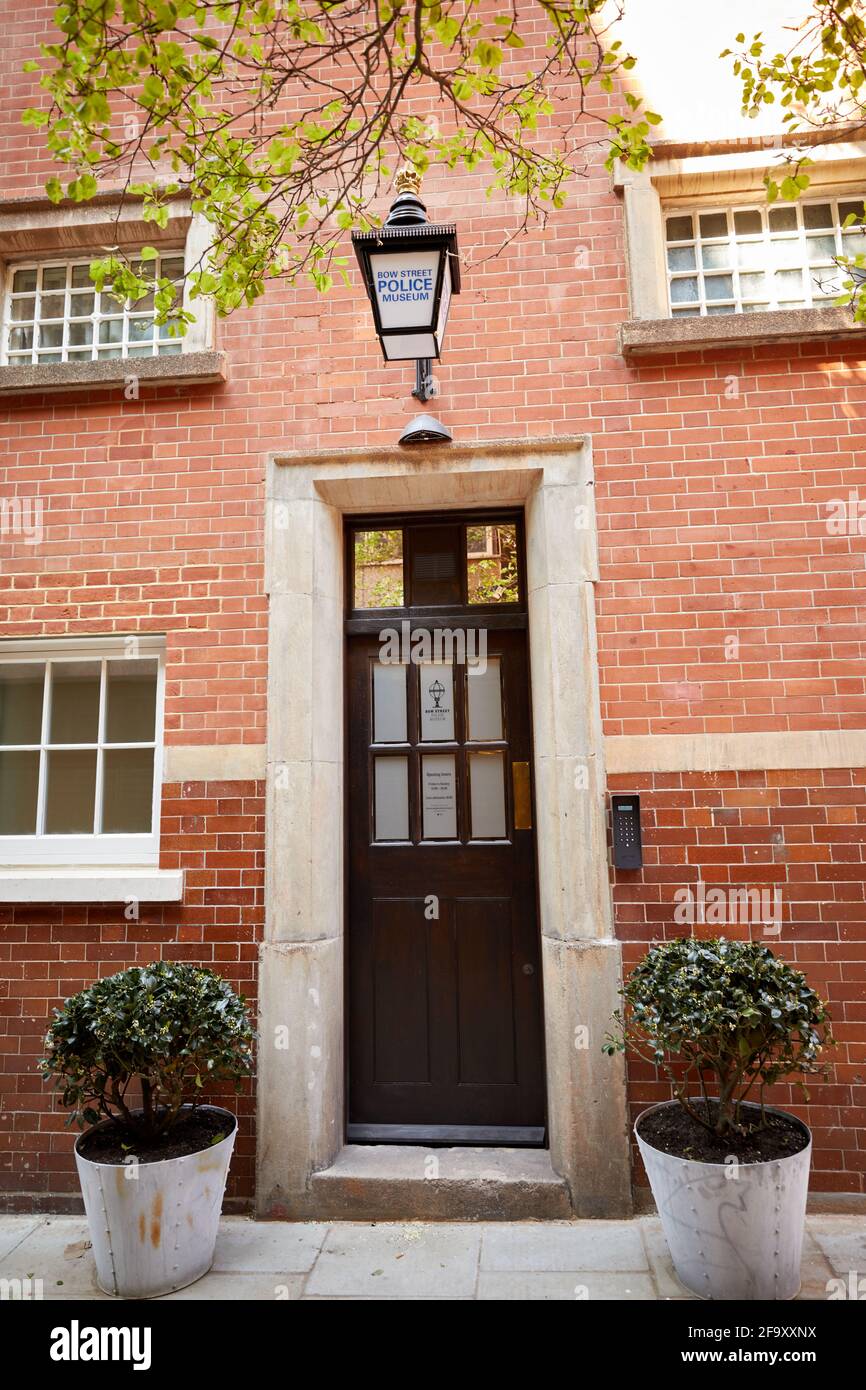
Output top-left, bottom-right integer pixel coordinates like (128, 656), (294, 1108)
(141, 74), (163, 107)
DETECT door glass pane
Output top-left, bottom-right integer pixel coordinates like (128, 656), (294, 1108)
(45, 749), (97, 832)
(49, 662), (100, 743)
(466, 658), (502, 741)
(105, 659), (158, 742)
(353, 529), (404, 608)
(102, 749), (154, 832)
(0, 664), (44, 744)
(419, 663), (454, 741)
(0, 750), (40, 832)
(467, 522), (519, 603)
(422, 754), (457, 839)
(469, 752), (507, 838)
(374, 757), (409, 840)
(372, 663), (407, 743)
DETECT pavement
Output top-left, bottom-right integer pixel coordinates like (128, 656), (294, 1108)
(1, 1213), (864, 1300)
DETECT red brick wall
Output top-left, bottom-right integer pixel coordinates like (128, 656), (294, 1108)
(0, 782), (263, 1213)
(595, 344), (866, 738)
(609, 769), (866, 1194)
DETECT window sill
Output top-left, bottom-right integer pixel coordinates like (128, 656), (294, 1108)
(618, 306), (864, 357)
(0, 351), (226, 397)
(0, 867), (184, 903)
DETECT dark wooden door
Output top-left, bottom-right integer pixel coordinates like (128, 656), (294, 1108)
(347, 609), (546, 1145)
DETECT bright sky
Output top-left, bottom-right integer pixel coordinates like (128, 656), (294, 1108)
(612, 0), (814, 141)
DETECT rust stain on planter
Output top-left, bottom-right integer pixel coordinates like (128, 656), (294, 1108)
(150, 1190), (163, 1248)
(138, 1211), (146, 1243)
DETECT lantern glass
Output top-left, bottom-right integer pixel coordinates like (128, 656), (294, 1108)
(436, 257), (453, 343)
(371, 248), (442, 330)
(381, 331), (437, 361)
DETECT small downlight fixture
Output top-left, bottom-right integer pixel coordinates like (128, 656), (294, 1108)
(398, 414), (453, 446)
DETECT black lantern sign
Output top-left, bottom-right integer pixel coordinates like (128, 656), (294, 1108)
(352, 166), (461, 399)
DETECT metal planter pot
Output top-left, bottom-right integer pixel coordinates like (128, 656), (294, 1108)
(635, 1099), (812, 1301)
(75, 1104), (237, 1299)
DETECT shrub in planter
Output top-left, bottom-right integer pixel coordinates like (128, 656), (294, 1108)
(41, 961), (254, 1299)
(604, 937), (833, 1300)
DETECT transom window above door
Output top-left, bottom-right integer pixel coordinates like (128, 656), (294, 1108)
(349, 515), (522, 611)
(0, 635), (165, 865)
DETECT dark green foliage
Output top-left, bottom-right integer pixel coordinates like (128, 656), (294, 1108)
(604, 937), (832, 1137)
(41, 961), (254, 1142)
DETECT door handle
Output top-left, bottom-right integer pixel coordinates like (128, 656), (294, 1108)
(512, 761), (532, 830)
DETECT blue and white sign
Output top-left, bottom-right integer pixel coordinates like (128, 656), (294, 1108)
(372, 250), (442, 331)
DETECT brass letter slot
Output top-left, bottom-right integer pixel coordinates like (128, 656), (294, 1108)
(512, 761), (532, 830)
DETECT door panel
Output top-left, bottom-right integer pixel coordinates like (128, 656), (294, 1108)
(454, 898), (516, 1085)
(348, 624), (545, 1139)
(372, 899), (430, 1084)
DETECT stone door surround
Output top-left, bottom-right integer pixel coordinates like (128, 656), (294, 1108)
(258, 435), (632, 1219)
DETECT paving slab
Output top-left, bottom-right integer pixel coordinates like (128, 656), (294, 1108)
(211, 1217), (328, 1274)
(0, 1218), (98, 1299)
(0, 1215), (42, 1262)
(638, 1218), (693, 1299)
(306, 1222), (482, 1299)
(477, 1271), (657, 1300)
(481, 1220), (648, 1273)
(158, 1273), (306, 1301)
(807, 1216), (866, 1280)
(301, 1293), (474, 1301)
(795, 1229), (836, 1301)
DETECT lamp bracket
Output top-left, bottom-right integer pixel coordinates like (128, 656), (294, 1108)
(412, 359), (436, 403)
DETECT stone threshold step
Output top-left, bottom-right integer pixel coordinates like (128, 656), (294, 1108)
(308, 1145), (573, 1220)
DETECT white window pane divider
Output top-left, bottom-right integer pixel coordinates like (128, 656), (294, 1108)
(93, 658), (107, 835)
(150, 651), (167, 848)
(34, 659), (52, 836)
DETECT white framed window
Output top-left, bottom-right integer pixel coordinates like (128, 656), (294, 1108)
(1, 251), (185, 365)
(0, 635), (166, 866)
(664, 196), (866, 317)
